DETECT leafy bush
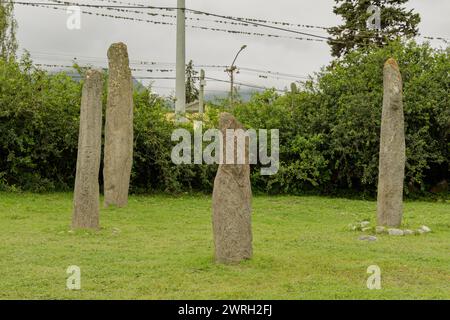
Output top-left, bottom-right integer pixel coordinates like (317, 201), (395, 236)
(0, 40), (448, 196)
(131, 91), (216, 194)
(232, 40), (449, 195)
(317, 41), (449, 194)
(0, 55), (81, 191)
(0, 56), (216, 193)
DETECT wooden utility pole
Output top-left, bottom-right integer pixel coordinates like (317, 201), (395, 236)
(199, 69), (205, 114)
(229, 67), (236, 107)
(226, 45), (247, 108)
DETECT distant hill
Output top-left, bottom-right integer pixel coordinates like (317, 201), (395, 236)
(205, 88), (263, 102)
(47, 68), (264, 101)
(47, 68), (146, 91)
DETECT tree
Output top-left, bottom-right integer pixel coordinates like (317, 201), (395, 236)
(0, 0), (17, 60)
(185, 60), (199, 103)
(231, 41), (449, 195)
(328, 0), (420, 58)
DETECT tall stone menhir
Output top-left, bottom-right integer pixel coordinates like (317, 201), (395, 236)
(212, 113), (252, 264)
(72, 70), (103, 230)
(104, 42), (134, 208)
(377, 58), (406, 227)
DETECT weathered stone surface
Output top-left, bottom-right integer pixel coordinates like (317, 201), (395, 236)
(388, 228), (404, 236)
(360, 221), (370, 228)
(403, 229), (414, 235)
(377, 58), (406, 227)
(212, 113), (252, 264)
(72, 69), (103, 230)
(359, 235), (377, 242)
(419, 225), (431, 233)
(375, 226), (387, 234)
(349, 221), (372, 231)
(103, 42), (134, 208)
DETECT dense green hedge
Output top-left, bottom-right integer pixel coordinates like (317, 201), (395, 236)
(0, 41), (448, 195)
(0, 55), (216, 193)
(0, 55), (81, 191)
(232, 41), (449, 195)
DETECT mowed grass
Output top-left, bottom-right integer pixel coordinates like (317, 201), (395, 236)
(0, 192), (448, 300)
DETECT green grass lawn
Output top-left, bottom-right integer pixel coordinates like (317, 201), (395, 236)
(0, 192), (448, 300)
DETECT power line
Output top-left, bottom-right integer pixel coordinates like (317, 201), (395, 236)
(17, 1), (329, 43)
(90, 0), (450, 43)
(34, 61), (286, 91)
(19, 49), (176, 66)
(205, 76), (285, 93)
(69, 74), (177, 80)
(34, 62), (174, 73)
(91, 0), (331, 33)
(34, 61), (306, 85)
(89, 0), (267, 29)
(23, 50), (310, 79)
(14, 1), (339, 43)
(238, 67), (309, 80)
(20, 1), (449, 44)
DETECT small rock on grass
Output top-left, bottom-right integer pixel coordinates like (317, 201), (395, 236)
(403, 229), (414, 235)
(419, 225), (431, 233)
(376, 226), (386, 234)
(360, 221), (370, 228)
(388, 228), (404, 236)
(359, 235), (377, 242)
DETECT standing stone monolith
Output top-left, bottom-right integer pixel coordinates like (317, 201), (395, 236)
(103, 42), (134, 208)
(377, 58), (406, 227)
(72, 69), (103, 230)
(212, 113), (252, 264)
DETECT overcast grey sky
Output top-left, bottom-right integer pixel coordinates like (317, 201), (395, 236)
(14, 0), (450, 95)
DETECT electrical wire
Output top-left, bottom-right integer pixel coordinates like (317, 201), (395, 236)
(13, 1), (339, 43)
(15, 1), (450, 44)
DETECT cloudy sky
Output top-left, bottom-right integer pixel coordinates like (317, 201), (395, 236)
(14, 0), (450, 96)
